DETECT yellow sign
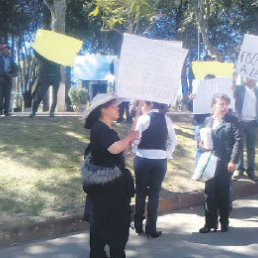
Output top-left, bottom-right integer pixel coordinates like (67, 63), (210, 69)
(32, 29), (83, 66)
(192, 61), (235, 79)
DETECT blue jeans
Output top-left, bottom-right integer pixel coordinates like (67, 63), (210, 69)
(229, 178), (233, 211)
(134, 156), (167, 234)
(194, 125), (203, 165)
(237, 121), (257, 176)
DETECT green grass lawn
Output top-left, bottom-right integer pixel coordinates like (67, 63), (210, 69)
(0, 114), (257, 229)
(0, 116), (89, 228)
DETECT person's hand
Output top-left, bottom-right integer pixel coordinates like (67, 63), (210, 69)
(198, 140), (206, 151)
(189, 93), (196, 100)
(233, 71), (238, 80)
(228, 161), (236, 173)
(232, 71), (238, 90)
(127, 130), (140, 142)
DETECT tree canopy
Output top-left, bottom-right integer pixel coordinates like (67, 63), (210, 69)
(2, 0), (257, 61)
(1, 0), (258, 110)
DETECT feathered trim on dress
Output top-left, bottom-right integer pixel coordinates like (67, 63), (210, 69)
(81, 153), (122, 189)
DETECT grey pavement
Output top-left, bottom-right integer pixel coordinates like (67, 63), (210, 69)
(0, 194), (258, 258)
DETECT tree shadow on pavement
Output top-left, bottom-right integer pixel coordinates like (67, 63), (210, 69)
(191, 226), (258, 247)
(231, 207), (258, 221)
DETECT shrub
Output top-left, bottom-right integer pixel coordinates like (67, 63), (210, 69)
(68, 85), (88, 111)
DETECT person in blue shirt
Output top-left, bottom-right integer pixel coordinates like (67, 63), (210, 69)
(0, 44), (18, 116)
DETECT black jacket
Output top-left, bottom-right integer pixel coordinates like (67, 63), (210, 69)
(202, 113), (242, 176)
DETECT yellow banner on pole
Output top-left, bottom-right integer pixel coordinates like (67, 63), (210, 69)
(32, 29), (83, 66)
(192, 61), (235, 79)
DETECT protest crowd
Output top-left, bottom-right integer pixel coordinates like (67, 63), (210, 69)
(1, 28), (258, 258)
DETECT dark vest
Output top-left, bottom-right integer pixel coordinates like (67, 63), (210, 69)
(138, 112), (168, 150)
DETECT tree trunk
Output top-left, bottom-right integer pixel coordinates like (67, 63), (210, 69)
(65, 66), (73, 111)
(192, 0), (223, 61)
(43, 0), (67, 112)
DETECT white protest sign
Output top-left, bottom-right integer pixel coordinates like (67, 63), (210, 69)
(74, 54), (117, 81)
(116, 33), (188, 105)
(235, 34), (258, 80)
(192, 77), (234, 114)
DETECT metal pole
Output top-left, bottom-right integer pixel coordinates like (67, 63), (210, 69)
(197, 0), (200, 61)
(198, 27), (200, 61)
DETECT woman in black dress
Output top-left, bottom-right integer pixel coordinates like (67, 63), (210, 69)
(82, 94), (139, 258)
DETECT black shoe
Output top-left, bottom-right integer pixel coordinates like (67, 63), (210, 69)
(199, 226), (211, 233)
(134, 217), (144, 235)
(221, 225), (228, 232)
(232, 170), (244, 180)
(248, 174), (258, 182)
(136, 229), (144, 235)
(199, 226), (217, 233)
(146, 231), (162, 238)
(4, 113), (11, 116)
(29, 112), (36, 118)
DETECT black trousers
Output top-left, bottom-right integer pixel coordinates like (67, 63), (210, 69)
(90, 224), (129, 258)
(0, 79), (12, 114)
(118, 101), (132, 123)
(134, 156), (167, 234)
(32, 77), (60, 113)
(204, 170), (230, 228)
(89, 82), (107, 101)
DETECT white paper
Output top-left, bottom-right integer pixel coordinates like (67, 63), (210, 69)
(116, 33), (188, 105)
(192, 77), (234, 114)
(235, 34), (258, 80)
(200, 128), (213, 150)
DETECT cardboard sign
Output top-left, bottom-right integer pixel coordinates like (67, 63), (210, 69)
(32, 29), (83, 66)
(192, 77), (234, 114)
(116, 33), (188, 105)
(192, 61), (234, 79)
(235, 34), (258, 80)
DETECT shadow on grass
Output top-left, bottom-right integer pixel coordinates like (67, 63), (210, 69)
(0, 176), (85, 228)
(0, 184), (45, 222)
(174, 128), (195, 140)
(34, 176), (84, 213)
(0, 117), (88, 170)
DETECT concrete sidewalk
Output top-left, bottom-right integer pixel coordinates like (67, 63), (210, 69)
(0, 179), (257, 248)
(0, 194), (258, 257)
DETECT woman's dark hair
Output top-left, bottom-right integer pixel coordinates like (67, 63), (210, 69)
(84, 99), (116, 129)
(211, 93), (231, 106)
(203, 55), (214, 61)
(144, 101), (168, 113)
(145, 101), (153, 106)
(158, 104), (169, 114)
(204, 74), (216, 79)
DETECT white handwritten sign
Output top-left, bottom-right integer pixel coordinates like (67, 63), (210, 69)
(235, 34), (258, 80)
(116, 33), (188, 105)
(192, 77), (234, 114)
